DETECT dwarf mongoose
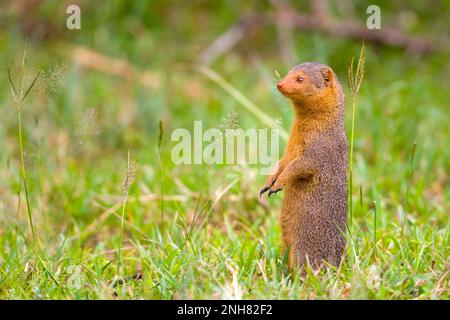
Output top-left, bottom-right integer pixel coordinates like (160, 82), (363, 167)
(260, 62), (348, 270)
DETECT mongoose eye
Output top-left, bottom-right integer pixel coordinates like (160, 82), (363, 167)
(296, 77), (304, 83)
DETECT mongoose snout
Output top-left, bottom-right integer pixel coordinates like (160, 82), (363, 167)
(276, 80), (286, 90)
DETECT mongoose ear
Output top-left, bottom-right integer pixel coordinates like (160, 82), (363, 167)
(321, 67), (334, 86)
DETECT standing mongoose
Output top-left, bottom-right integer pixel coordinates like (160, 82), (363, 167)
(260, 62), (348, 270)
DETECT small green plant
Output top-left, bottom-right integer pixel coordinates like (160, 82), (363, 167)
(117, 150), (135, 274)
(346, 44), (366, 227)
(158, 120), (165, 230)
(7, 46), (41, 240)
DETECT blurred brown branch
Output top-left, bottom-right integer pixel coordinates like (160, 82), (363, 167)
(287, 11), (435, 55)
(198, 3), (438, 65)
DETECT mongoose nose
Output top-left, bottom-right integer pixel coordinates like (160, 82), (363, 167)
(277, 81), (285, 90)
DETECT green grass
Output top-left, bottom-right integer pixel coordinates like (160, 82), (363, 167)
(0, 1), (449, 299)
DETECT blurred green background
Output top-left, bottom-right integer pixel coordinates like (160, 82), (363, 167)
(0, 1), (448, 299)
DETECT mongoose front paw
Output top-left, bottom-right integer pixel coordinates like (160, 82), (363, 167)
(260, 176), (277, 197)
(268, 179), (285, 197)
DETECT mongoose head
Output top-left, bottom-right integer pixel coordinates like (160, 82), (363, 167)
(277, 62), (343, 112)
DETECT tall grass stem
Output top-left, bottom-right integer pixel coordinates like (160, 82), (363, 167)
(346, 44), (366, 230)
(117, 150), (135, 274)
(18, 110), (35, 239)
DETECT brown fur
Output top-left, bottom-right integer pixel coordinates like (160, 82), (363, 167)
(260, 62), (348, 271)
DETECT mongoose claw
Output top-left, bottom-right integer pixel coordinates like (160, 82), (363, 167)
(260, 176), (277, 197)
(268, 187), (281, 197)
(259, 186), (270, 197)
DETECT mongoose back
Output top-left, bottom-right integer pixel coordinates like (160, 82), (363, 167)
(260, 62), (348, 270)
